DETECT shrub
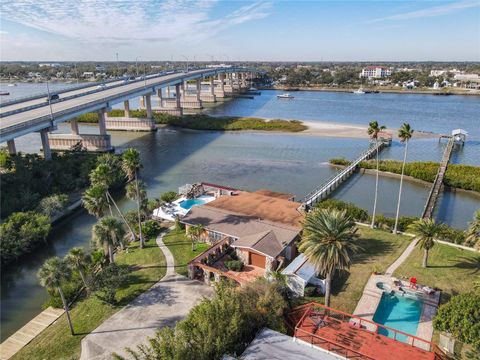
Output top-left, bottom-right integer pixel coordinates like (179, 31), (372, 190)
(316, 199), (369, 222)
(89, 263), (130, 305)
(437, 224), (466, 244)
(304, 285), (319, 297)
(225, 260), (244, 272)
(434, 292), (480, 350)
(142, 220), (161, 238)
(0, 212), (51, 267)
(329, 158), (351, 166)
(36, 193), (69, 219)
(160, 191), (178, 203)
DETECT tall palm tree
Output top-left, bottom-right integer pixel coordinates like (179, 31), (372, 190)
(82, 184), (108, 219)
(92, 216), (126, 263)
(38, 257), (75, 335)
(90, 165), (135, 240)
(393, 123), (414, 234)
(367, 121), (386, 228)
(465, 210), (480, 248)
(65, 247), (90, 290)
(408, 218), (441, 268)
(126, 180), (148, 219)
(299, 209), (359, 307)
(188, 224), (204, 251)
(122, 148), (144, 248)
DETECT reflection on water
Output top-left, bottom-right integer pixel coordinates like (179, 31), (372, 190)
(1, 89), (480, 341)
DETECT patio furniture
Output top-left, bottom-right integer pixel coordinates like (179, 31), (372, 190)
(422, 286), (435, 295)
(409, 277), (418, 289)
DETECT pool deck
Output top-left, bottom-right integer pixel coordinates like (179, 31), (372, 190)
(353, 274), (440, 350)
(152, 195), (215, 221)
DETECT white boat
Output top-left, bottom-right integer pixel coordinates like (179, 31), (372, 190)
(277, 93), (294, 99)
(249, 87), (258, 91)
(7, 83), (17, 87)
(353, 88), (365, 94)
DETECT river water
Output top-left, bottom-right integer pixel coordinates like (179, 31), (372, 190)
(1, 85), (479, 341)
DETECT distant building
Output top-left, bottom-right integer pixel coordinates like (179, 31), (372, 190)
(360, 66), (391, 78)
(433, 81), (440, 89)
(95, 65), (106, 72)
(39, 63), (62, 68)
(82, 72), (94, 78)
(454, 73), (480, 82)
(430, 69), (447, 77)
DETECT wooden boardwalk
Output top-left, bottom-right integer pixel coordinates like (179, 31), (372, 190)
(422, 137), (455, 219)
(0, 307), (64, 360)
(302, 141), (387, 207)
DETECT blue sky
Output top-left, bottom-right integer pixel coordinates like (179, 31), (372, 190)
(0, 0), (479, 61)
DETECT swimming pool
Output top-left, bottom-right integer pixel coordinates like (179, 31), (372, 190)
(179, 198), (207, 210)
(372, 291), (422, 342)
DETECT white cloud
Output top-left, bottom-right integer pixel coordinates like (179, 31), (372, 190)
(0, 0), (272, 44)
(368, 0), (480, 23)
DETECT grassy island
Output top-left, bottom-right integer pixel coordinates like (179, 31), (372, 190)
(329, 158), (480, 193)
(76, 110), (308, 132)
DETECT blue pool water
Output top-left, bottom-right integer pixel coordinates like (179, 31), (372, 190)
(372, 292), (422, 342)
(179, 198), (207, 210)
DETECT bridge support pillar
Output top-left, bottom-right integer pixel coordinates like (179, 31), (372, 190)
(166, 86), (171, 98)
(7, 139), (16, 155)
(124, 100), (130, 118)
(175, 84), (183, 115)
(97, 109), (107, 136)
(70, 119), (79, 135)
(196, 79), (201, 101)
(209, 77), (216, 99)
(40, 129), (52, 160)
(157, 89), (163, 107)
(145, 95), (153, 119)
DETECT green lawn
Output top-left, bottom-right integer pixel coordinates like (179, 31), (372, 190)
(12, 238), (166, 360)
(302, 227), (412, 313)
(393, 243), (480, 304)
(162, 229), (210, 276)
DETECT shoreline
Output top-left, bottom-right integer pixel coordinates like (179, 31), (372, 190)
(82, 115), (440, 140)
(262, 86), (480, 97)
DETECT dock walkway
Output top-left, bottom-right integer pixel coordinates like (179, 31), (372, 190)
(422, 137), (454, 219)
(302, 141), (387, 207)
(0, 307), (64, 360)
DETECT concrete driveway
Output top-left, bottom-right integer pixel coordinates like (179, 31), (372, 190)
(80, 232), (213, 360)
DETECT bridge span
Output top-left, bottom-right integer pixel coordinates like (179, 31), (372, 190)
(0, 67), (255, 157)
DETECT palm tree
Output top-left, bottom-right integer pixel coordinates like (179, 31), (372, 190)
(188, 224), (204, 251)
(126, 180), (147, 219)
(465, 210), (480, 248)
(408, 218), (441, 268)
(90, 165), (135, 239)
(38, 257), (75, 335)
(82, 184), (108, 219)
(122, 148), (144, 248)
(367, 120), (386, 228)
(92, 216), (126, 263)
(299, 209), (359, 307)
(393, 123), (414, 234)
(65, 247), (90, 290)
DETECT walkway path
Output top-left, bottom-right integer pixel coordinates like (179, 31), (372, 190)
(0, 307), (65, 360)
(385, 237), (418, 276)
(79, 229), (213, 360)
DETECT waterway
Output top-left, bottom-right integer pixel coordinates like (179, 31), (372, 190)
(1, 86), (479, 341)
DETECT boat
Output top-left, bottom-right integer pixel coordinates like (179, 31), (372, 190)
(353, 88), (365, 94)
(277, 93), (294, 99)
(0, 91), (10, 96)
(7, 83), (17, 87)
(249, 87), (258, 91)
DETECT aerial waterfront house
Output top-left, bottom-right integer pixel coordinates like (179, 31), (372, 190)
(182, 184), (305, 284)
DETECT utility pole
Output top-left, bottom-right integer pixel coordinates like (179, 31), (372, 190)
(116, 52), (119, 79)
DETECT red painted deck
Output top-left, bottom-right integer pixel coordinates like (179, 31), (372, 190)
(291, 303), (438, 360)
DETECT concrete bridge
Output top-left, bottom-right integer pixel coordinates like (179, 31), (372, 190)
(0, 67), (255, 158)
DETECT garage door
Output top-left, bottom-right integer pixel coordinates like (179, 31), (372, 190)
(250, 252), (266, 269)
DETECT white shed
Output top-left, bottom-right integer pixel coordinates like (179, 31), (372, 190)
(282, 254), (325, 297)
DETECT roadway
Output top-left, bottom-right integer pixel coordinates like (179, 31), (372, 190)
(0, 67), (247, 143)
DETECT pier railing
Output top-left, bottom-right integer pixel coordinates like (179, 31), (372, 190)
(422, 136), (454, 219)
(302, 141), (386, 207)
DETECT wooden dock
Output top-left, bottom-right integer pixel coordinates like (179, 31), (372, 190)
(422, 136), (455, 219)
(302, 141), (388, 208)
(0, 307), (64, 360)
